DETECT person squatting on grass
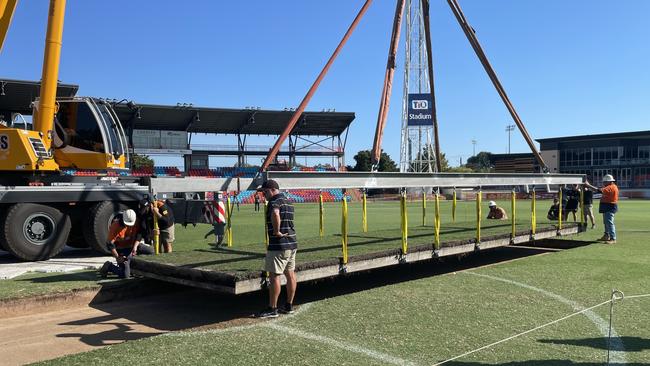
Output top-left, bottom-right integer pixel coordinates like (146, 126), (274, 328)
(257, 179), (297, 318)
(586, 175), (619, 244)
(487, 201), (508, 220)
(99, 209), (154, 278)
(139, 198), (176, 253)
(547, 198), (561, 221)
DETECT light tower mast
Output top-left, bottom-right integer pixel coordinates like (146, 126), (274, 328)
(399, 0), (437, 172)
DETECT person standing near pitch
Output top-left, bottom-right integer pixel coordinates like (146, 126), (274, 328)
(586, 175), (619, 244)
(256, 179), (298, 318)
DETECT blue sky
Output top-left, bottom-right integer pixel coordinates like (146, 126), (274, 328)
(2, 0), (650, 167)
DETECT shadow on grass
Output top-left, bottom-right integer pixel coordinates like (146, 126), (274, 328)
(516, 238), (596, 250)
(539, 336), (650, 352)
(15, 271), (101, 284)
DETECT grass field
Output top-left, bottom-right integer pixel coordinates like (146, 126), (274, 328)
(37, 200), (650, 365)
(141, 197), (565, 274)
(0, 270), (101, 301)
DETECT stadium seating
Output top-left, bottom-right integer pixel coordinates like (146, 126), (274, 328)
(230, 189), (346, 204)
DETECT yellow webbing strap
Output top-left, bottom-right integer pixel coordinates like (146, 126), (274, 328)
(580, 186), (585, 226)
(434, 190), (441, 250)
(226, 195), (233, 247)
(362, 191), (368, 233)
(264, 202), (269, 246)
(558, 188), (563, 231)
(401, 191), (408, 254)
(452, 188), (457, 223)
(422, 189), (426, 227)
(153, 206), (160, 255)
(341, 196), (349, 264)
(531, 189), (537, 236)
(476, 190), (482, 243)
(511, 189), (516, 240)
(319, 193), (324, 237)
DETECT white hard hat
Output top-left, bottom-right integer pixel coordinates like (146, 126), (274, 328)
(488, 201), (497, 207)
(122, 209), (137, 226)
(602, 174), (615, 183)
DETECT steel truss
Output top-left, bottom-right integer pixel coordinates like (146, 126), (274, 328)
(147, 172), (584, 195)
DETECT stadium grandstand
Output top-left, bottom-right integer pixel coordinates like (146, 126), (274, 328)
(0, 78), (353, 203)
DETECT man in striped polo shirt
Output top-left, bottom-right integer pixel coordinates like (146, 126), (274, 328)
(257, 179), (298, 318)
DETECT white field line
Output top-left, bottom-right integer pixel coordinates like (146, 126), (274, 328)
(264, 323), (418, 366)
(164, 302), (314, 337)
(164, 302), (419, 365)
(448, 271), (627, 365)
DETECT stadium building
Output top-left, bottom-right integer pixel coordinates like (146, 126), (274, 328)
(490, 131), (650, 197)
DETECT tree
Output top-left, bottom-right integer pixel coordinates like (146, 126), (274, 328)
(445, 166), (474, 173)
(414, 145), (452, 172)
(351, 150), (398, 172)
(466, 151), (494, 172)
(131, 153), (154, 169)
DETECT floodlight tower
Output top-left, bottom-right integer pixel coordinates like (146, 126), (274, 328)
(399, 0), (437, 172)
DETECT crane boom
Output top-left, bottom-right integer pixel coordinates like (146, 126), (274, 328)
(0, 0), (18, 53)
(34, 0), (66, 153)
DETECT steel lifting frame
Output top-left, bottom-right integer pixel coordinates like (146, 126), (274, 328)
(260, 0), (549, 172)
(147, 172), (584, 196)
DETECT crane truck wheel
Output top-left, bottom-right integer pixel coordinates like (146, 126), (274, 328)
(83, 201), (129, 255)
(1, 203), (71, 261)
(0, 210), (8, 252)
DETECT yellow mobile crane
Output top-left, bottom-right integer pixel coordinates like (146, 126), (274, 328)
(0, 0), (140, 260)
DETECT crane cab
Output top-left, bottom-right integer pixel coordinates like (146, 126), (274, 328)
(0, 97), (129, 172)
(52, 97), (129, 170)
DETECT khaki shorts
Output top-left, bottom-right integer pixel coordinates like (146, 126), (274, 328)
(265, 249), (297, 274)
(160, 225), (175, 245)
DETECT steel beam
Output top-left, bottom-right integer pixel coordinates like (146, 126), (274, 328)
(148, 177), (255, 195)
(148, 172), (583, 194)
(264, 171), (584, 190)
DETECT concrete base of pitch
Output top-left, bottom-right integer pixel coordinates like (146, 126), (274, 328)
(132, 224), (584, 295)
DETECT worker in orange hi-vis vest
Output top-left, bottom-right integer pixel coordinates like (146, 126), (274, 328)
(586, 175), (619, 244)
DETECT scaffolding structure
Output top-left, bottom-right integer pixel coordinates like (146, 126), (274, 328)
(400, 0), (437, 173)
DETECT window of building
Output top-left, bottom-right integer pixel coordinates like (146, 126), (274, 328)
(593, 147), (618, 166)
(635, 167), (650, 188)
(560, 148), (592, 168)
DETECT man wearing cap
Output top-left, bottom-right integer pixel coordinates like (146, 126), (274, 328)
(256, 179), (298, 318)
(99, 209), (154, 278)
(139, 198), (176, 253)
(486, 201), (508, 220)
(586, 174), (618, 244)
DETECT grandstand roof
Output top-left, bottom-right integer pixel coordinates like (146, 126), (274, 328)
(114, 103), (355, 136)
(0, 78), (355, 137)
(0, 78), (79, 115)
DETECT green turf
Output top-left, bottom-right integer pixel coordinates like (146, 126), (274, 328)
(0, 270), (103, 301)
(143, 198), (566, 274)
(39, 200), (650, 365)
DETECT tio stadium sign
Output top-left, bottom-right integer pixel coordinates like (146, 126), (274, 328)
(407, 93), (433, 126)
